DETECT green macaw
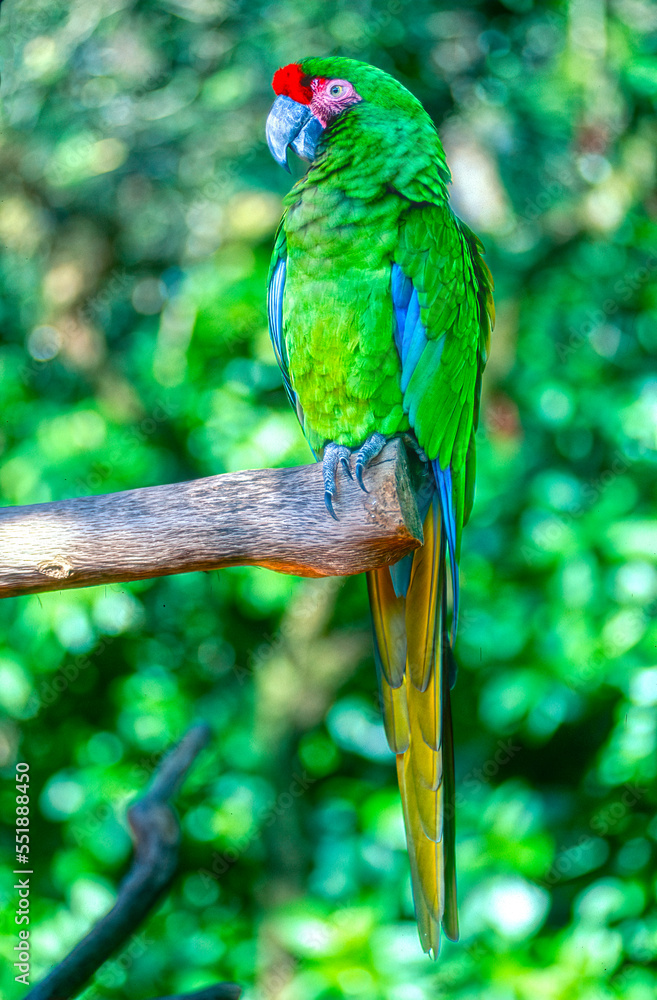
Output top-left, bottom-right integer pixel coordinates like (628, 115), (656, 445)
(265, 57), (494, 956)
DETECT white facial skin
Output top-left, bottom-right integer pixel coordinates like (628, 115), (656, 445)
(310, 77), (362, 128)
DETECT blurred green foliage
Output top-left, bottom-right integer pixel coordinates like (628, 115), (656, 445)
(1, 0), (656, 997)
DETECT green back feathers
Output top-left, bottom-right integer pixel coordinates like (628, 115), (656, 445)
(301, 57), (431, 121)
(293, 58), (451, 201)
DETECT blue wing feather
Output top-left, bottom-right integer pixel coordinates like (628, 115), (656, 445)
(401, 292), (423, 391)
(267, 252), (311, 452)
(432, 460), (459, 640)
(391, 266), (413, 350)
(391, 263), (460, 636)
(267, 258), (296, 409)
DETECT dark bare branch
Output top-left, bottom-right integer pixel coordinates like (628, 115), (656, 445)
(25, 724), (241, 1000)
(0, 439), (422, 599)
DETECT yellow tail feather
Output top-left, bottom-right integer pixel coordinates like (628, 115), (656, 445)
(368, 504), (458, 956)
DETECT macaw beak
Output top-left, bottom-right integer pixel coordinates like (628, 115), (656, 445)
(266, 95), (324, 172)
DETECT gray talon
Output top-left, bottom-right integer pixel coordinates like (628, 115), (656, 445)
(322, 442), (352, 519)
(401, 432), (428, 463)
(354, 433), (386, 493)
(324, 491), (338, 520)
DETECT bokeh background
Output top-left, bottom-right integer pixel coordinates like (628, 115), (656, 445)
(1, 0), (656, 997)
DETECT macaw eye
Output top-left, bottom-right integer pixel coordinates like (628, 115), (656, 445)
(329, 84), (344, 96)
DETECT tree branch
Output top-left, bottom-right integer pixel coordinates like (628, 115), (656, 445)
(0, 439), (422, 600)
(26, 724), (241, 1000)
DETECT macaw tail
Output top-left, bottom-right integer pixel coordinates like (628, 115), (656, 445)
(366, 497), (458, 957)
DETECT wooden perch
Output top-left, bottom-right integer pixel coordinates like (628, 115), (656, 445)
(26, 723), (241, 1000)
(0, 439), (422, 599)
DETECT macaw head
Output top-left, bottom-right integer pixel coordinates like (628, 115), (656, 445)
(266, 57), (425, 171)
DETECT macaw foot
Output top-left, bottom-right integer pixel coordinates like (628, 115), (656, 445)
(354, 432), (387, 491)
(323, 442), (352, 520)
(322, 432), (387, 519)
(400, 432), (428, 465)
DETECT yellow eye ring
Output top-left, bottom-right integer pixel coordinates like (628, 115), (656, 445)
(329, 84), (343, 96)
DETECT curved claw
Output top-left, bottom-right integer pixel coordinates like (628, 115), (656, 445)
(353, 433), (386, 495)
(341, 456), (353, 480)
(324, 490), (338, 520)
(322, 442), (352, 520)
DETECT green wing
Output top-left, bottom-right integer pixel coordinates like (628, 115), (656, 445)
(373, 197), (494, 954)
(393, 201), (494, 555)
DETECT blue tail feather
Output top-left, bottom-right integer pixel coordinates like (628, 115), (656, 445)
(432, 461), (459, 641)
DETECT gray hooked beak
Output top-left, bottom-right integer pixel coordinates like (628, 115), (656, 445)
(266, 95), (324, 172)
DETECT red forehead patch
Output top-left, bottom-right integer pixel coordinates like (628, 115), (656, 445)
(272, 63), (312, 105)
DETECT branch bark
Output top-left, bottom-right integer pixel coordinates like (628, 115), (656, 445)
(0, 439), (422, 599)
(26, 724), (241, 1000)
